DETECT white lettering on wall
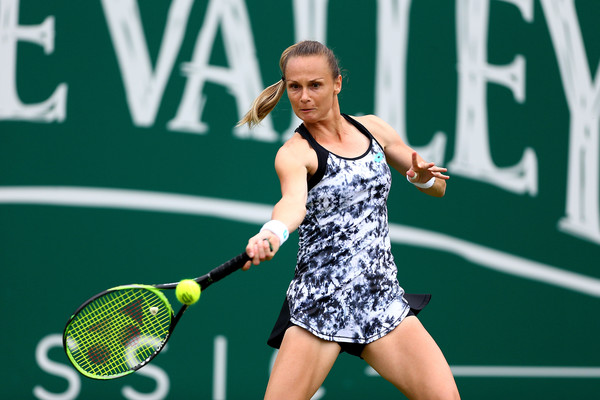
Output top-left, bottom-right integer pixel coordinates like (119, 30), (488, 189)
(33, 335), (80, 400)
(541, 0), (600, 244)
(375, 0), (447, 164)
(0, 0), (67, 122)
(213, 335), (227, 400)
(449, 0), (538, 195)
(293, 0), (329, 41)
(121, 336), (170, 400)
(121, 364), (170, 400)
(168, 0), (277, 142)
(34, 333), (170, 400)
(101, 0), (193, 127)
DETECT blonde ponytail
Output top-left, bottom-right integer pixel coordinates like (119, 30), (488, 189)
(237, 78), (286, 128)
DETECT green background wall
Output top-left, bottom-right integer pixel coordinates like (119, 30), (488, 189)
(1, 0), (599, 398)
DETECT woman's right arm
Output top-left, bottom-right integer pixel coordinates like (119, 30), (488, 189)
(244, 138), (313, 269)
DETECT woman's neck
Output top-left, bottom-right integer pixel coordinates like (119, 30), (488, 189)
(302, 99), (344, 140)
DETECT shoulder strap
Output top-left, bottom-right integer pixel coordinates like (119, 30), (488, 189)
(342, 113), (376, 143)
(296, 124), (328, 191)
(341, 113), (387, 153)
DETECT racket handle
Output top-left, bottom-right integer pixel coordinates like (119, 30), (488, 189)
(198, 252), (250, 290)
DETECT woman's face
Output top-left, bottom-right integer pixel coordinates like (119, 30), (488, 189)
(284, 55), (342, 123)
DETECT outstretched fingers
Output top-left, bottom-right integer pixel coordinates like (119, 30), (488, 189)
(429, 166), (449, 180)
(408, 152), (449, 182)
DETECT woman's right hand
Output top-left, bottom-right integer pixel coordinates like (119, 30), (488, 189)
(244, 231), (280, 270)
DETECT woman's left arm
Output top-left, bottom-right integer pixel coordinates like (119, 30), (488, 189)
(357, 115), (449, 198)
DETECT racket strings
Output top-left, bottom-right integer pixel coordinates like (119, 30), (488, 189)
(65, 287), (171, 378)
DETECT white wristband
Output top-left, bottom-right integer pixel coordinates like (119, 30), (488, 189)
(407, 175), (435, 189)
(260, 220), (289, 245)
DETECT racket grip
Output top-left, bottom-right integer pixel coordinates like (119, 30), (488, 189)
(199, 252), (250, 290)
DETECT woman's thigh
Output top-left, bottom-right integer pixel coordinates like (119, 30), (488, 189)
(265, 326), (341, 400)
(361, 316), (460, 400)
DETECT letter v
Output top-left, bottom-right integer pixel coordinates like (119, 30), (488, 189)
(101, 0), (194, 126)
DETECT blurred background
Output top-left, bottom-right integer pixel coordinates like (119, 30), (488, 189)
(1, 0), (599, 398)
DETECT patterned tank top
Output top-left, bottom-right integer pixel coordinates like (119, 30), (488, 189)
(286, 114), (410, 344)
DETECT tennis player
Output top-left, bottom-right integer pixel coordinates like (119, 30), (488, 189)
(240, 40), (460, 400)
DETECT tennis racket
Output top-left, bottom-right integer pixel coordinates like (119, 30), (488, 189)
(63, 251), (250, 380)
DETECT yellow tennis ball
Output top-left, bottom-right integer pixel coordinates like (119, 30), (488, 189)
(175, 279), (201, 305)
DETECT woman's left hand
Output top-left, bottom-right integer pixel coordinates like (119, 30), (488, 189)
(406, 152), (449, 184)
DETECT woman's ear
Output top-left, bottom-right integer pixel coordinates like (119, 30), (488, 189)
(334, 74), (342, 94)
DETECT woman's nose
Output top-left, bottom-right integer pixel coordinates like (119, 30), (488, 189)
(300, 88), (310, 102)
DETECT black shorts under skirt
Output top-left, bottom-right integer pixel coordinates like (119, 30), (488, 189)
(267, 293), (431, 358)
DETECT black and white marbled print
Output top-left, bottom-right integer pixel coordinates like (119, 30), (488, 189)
(287, 128), (410, 344)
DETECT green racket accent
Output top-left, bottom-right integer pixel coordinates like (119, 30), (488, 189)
(63, 285), (173, 379)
